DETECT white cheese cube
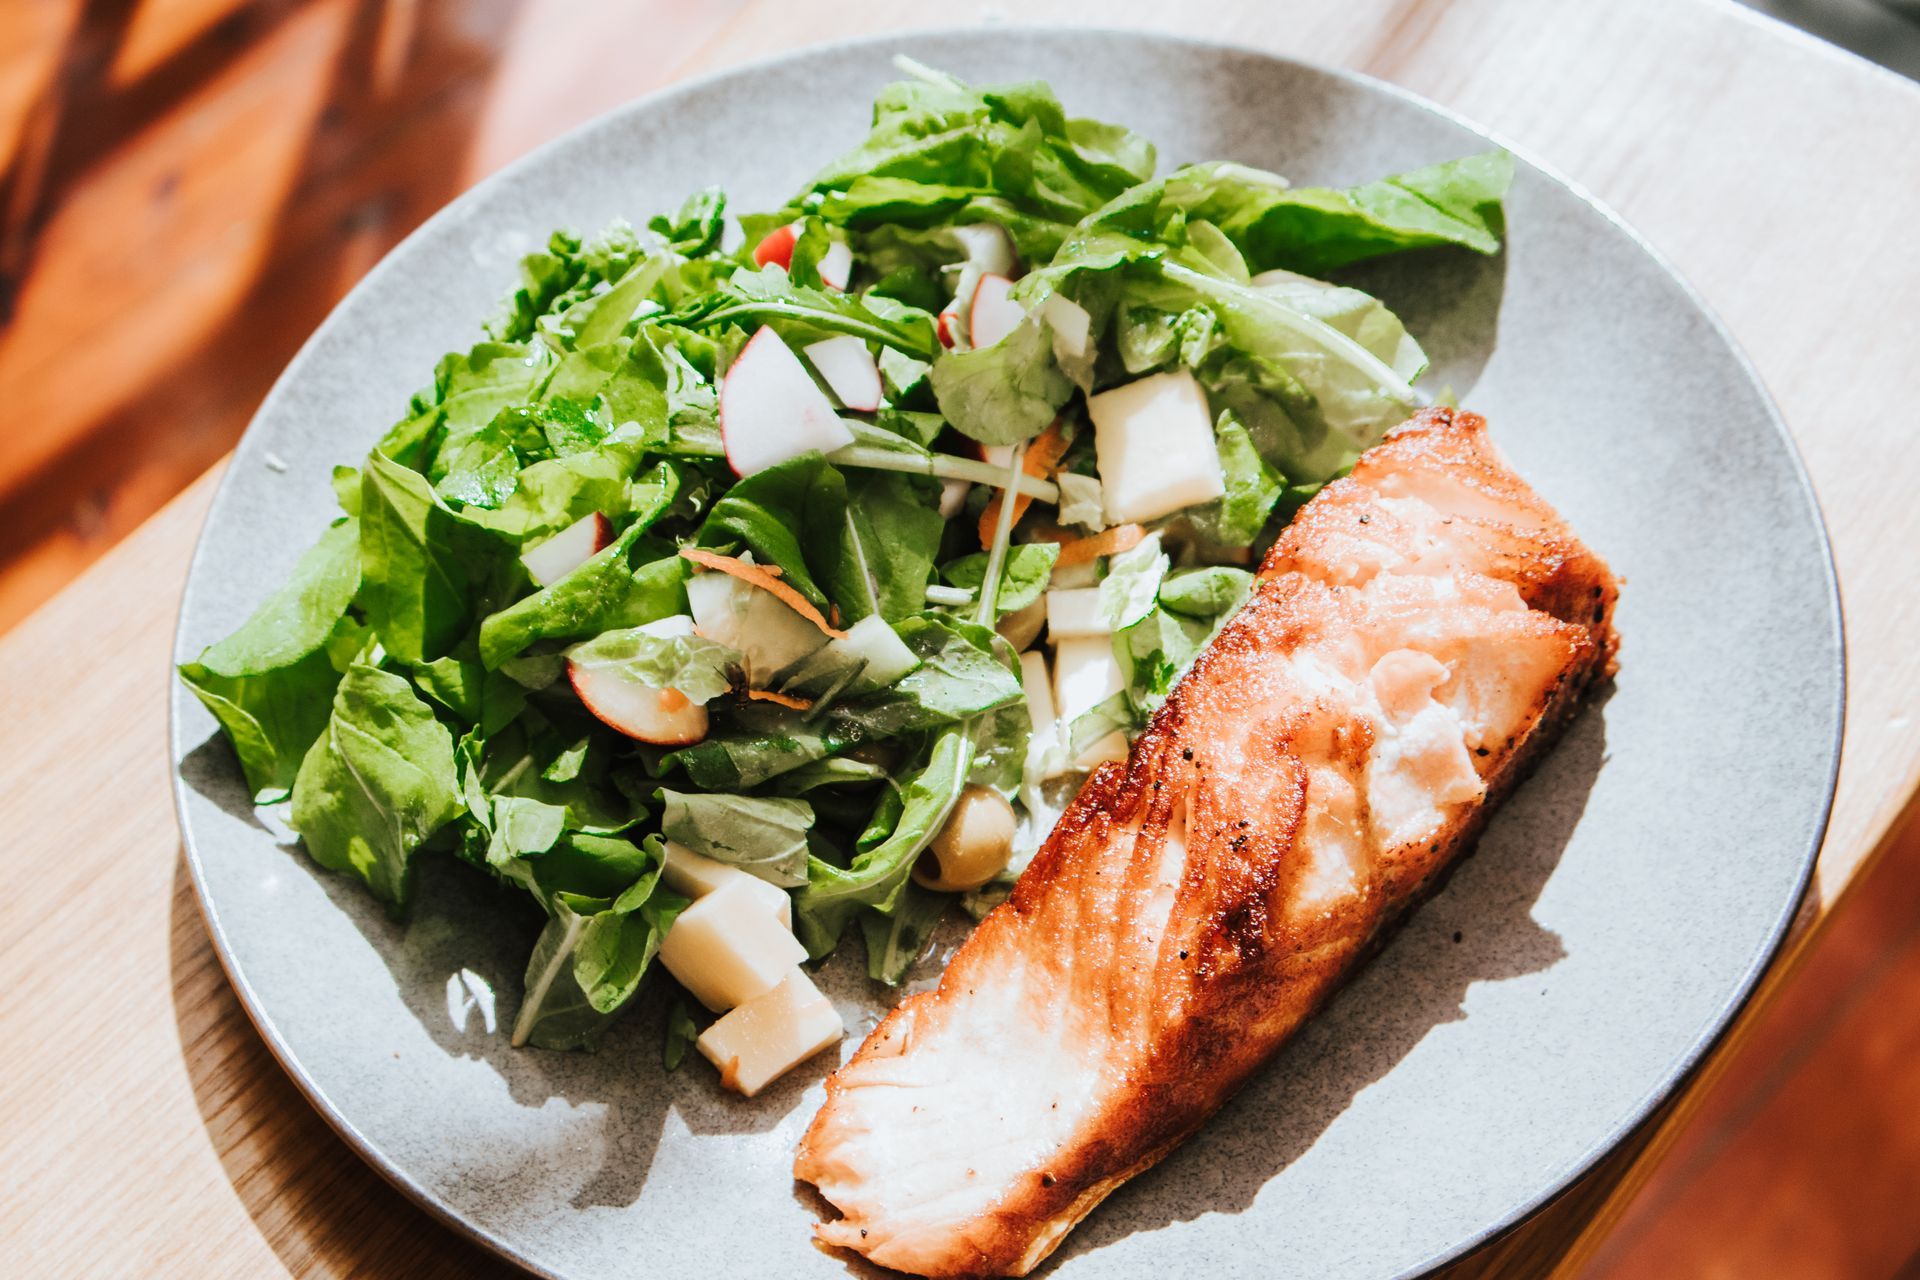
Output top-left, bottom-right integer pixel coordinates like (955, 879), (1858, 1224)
(1019, 650), (1056, 734)
(1051, 635), (1128, 768)
(659, 877), (808, 1012)
(1088, 369), (1225, 524)
(660, 840), (791, 929)
(697, 969), (845, 1097)
(1045, 588), (1108, 639)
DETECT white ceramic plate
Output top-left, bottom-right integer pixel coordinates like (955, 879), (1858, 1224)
(171, 28), (1842, 1279)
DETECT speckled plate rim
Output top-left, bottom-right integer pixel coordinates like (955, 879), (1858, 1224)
(168, 25), (1845, 1280)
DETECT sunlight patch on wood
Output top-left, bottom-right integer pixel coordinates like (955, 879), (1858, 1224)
(0, 0), (354, 501)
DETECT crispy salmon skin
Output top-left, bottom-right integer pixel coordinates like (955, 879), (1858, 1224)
(794, 409), (1619, 1277)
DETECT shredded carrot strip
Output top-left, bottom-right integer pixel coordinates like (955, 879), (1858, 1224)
(745, 688), (813, 710)
(1056, 523), (1145, 566)
(678, 548), (848, 638)
(976, 419), (1070, 547)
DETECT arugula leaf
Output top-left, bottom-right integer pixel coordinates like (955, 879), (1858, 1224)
(486, 795), (568, 866)
(942, 542), (1059, 617)
(1207, 151), (1513, 276)
(827, 615), (1024, 739)
(512, 836), (686, 1050)
(657, 789), (815, 887)
(1250, 271), (1427, 383)
(1159, 566), (1256, 620)
(180, 518), (362, 802)
(553, 255), (670, 352)
(1175, 414), (1284, 550)
(1067, 691), (1138, 761)
(420, 342), (554, 477)
(565, 626), (738, 703)
(1111, 563), (1253, 715)
(663, 997), (700, 1070)
(487, 224), (647, 345)
(664, 712), (842, 791)
(1115, 606), (1210, 710)
(799, 65), (1154, 230)
(359, 452), (513, 664)
(288, 664), (462, 910)
(793, 727), (972, 956)
(928, 313), (1072, 446)
(1140, 261), (1423, 482)
(649, 187), (727, 257)
(412, 648), (527, 736)
(770, 756), (892, 794)
(526, 830), (660, 899)
(696, 454), (842, 611)
(674, 265), (937, 358)
(808, 470), (944, 624)
(1097, 532), (1169, 630)
(478, 468), (684, 667)
(860, 881), (951, 985)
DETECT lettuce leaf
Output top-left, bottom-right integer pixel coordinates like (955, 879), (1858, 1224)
(179, 518), (363, 802)
(288, 664), (463, 910)
(658, 789), (814, 887)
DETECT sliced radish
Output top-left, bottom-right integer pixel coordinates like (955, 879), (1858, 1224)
(949, 223), (1015, 278)
(936, 301), (960, 350)
(938, 477), (970, 520)
(720, 326), (855, 477)
(969, 274), (1024, 349)
(803, 335), (882, 412)
(817, 240), (853, 292)
(752, 223), (798, 270)
(961, 440), (1014, 468)
(1040, 292), (1092, 360)
(521, 513), (610, 586)
(569, 616), (711, 745)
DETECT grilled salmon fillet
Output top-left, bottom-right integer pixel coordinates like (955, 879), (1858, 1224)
(794, 408), (1619, 1277)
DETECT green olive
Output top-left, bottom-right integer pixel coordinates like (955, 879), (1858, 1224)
(913, 786), (1018, 893)
(996, 597), (1047, 652)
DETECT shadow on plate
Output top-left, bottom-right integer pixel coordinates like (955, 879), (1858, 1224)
(167, 850), (520, 1278)
(176, 727), (841, 1216)
(1040, 691), (1609, 1272)
(1342, 241), (1508, 401)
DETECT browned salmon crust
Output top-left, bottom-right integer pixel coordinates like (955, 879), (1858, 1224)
(795, 409), (1620, 1277)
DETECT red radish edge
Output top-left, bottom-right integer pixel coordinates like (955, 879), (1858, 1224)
(969, 274), (1024, 349)
(568, 663), (709, 745)
(817, 241), (853, 292)
(752, 223), (798, 270)
(937, 305), (959, 349)
(719, 327), (852, 478)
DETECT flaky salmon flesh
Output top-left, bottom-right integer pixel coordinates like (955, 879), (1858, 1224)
(794, 408), (1620, 1278)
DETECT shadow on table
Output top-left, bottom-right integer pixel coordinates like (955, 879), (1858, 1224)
(1040, 691), (1609, 1273)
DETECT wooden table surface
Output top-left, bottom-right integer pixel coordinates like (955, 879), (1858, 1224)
(4, 1), (1919, 1276)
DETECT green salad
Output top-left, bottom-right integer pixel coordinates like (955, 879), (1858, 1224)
(180, 59), (1509, 1063)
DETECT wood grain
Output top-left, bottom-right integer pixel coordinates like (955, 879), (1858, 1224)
(2, 1), (1918, 1277)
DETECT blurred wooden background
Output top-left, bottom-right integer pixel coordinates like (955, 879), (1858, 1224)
(2, 1), (1916, 1275)
(0, 0), (749, 633)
